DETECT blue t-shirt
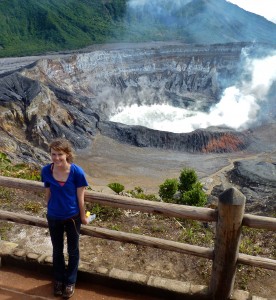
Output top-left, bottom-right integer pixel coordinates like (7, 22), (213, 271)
(41, 163), (88, 220)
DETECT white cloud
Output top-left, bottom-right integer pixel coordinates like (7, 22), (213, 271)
(227, 0), (276, 23)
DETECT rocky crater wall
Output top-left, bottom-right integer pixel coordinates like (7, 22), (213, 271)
(0, 42), (267, 163)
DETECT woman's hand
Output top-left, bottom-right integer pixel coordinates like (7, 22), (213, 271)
(81, 216), (89, 225)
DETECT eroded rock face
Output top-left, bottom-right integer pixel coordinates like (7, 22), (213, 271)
(227, 160), (276, 214)
(0, 42), (262, 162)
(98, 121), (249, 152)
(22, 43), (245, 118)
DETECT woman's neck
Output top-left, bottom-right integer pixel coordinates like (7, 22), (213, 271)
(53, 162), (71, 172)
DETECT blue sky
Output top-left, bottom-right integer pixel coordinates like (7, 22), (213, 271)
(227, 0), (276, 23)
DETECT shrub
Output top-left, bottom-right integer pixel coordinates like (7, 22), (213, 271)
(179, 182), (207, 207)
(158, 178), (178, 202)
(178, 168), (198, 193)
(107, 182), (124, 194)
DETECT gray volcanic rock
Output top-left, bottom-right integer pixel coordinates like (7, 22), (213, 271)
(98, 121), (249, 152)
(230, 160), (276, 188)
(227, 159), (276, 214)
(0, 72), (41, 105)
(0, 71), (98, 159)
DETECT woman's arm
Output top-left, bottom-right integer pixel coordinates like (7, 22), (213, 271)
(45, 187), (51, 205)
(77, 186), (88, 225)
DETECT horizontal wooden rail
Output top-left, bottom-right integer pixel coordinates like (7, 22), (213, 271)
(238, 253), (276, 271)
(0, 175), (217, 222)
(84, 191), (217, 221)
(1, 210), (276, 271)
(0, 176), (44, 193)
(243, 213), (276, 231)
(0, 210), (213, 259)
(1, 176), (276, 230)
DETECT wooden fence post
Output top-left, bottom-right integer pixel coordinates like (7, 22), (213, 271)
(209, 187), (246, 300)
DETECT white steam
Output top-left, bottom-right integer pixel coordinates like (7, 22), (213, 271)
(111, 52), (276, 133)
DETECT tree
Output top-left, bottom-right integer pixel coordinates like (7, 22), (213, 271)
(158, 178), (178, 202)
(178, 168), (198, 194)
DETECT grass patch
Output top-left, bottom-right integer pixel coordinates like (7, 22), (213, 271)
(22, 201), (43, 214)
(0, 222), (13, 241)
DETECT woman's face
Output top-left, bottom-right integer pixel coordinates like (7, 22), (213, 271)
(50, 148), (68, 166)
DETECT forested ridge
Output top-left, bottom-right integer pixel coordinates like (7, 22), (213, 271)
(0, 0), (276, 57)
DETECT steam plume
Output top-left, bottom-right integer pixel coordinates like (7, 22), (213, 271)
(111, 51), (276, 133)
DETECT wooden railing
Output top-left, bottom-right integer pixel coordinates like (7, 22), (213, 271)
(0, 175), (275, 300)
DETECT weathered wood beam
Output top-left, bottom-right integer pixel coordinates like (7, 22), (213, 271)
(209, 187), (246, 300)
(0, 209), (213, 259)
(243, 214), (276, 231)
(0, 175), (217, 222)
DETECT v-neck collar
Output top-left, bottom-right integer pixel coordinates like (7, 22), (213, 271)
(51, 163), (72, 186)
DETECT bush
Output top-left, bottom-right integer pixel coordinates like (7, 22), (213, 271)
(158, 168), (207, 207)
(179, 182), (207, 207)
(178, 168), (198, 193)
(158, 178), (178, 202)
(107, 182), (124, 194)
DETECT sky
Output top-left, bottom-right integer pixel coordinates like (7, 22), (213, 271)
(227, 0), (276, 23)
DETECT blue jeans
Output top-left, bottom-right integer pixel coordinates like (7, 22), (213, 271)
(47, 214), (81, 285)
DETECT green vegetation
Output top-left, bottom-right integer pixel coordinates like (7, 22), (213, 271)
(23, 200), (43, 213)
(178, 220), (214, 246)
(86, 203), (122, 222)
(1, 0), (275, 58)
(240, 227), (268, 257)
(158, 178), (178, 202)
(0, 221), (12, 240)
(178, 168), (198, 194)
(0, 153), (11, 164)
(159, 168), (207, 207)
(126, 186), (158, 201)
(181, 181), (207, 207)
(108, 182), (125, 194)
(0, 161), (41, 181)
(106, 168), (206, 206)
(0, 152), (41, 180)
(0, 0), (127, 57)
(0, 187), (13, 206)
(0, 152), (43, 215)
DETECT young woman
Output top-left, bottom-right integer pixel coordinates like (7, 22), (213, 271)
(41, 138), (89, 298)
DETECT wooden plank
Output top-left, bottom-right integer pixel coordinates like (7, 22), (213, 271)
(0, 210), (213, 259)
(1, 176), (275, 229)
(243, 214), (276, 231)
(0, 175), (217, 222)
(1, 210), (275, 271)
(0, 176), (44, 192)
(80, 226), (213, 259)
(238, 253), (276, 271)
(0, 210), (48, 228)
(84, 191), (217, 221)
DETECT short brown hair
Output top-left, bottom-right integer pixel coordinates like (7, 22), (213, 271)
(49, 138), (74, 163)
